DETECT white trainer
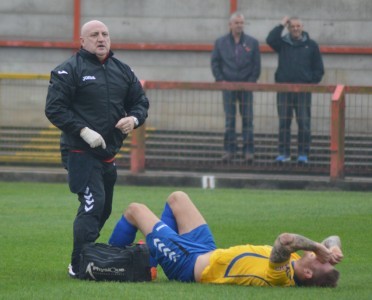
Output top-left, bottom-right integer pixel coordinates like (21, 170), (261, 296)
(68, 264), (78, 279)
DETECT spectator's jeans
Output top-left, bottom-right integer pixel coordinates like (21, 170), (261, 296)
(277, 92), (312, 157)
(223, 90), (254, 154)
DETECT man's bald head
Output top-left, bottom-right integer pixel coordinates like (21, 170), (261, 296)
(81, 20), (109, 36)
(80, 20), (111, 62)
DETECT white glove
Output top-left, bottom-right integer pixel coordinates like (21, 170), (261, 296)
(80, 127), (106, 149)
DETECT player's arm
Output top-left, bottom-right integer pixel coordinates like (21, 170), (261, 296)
(270, 233), (331, 263)
(321, 235), (343, 265)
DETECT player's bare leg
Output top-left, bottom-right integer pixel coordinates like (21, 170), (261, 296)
(124, 203), (160, 236)
(166, 191), (207, 235)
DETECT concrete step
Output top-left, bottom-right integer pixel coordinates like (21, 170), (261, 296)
(1, 126), (372, 176)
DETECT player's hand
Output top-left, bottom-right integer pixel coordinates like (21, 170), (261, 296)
(281, 16), (289, 27)
(80, 127), (106, 149)
(329, 246), (343, 265)
(115, 117), (135, 134)
(314, 243), (332, 263)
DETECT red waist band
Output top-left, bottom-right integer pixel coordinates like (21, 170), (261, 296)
(69, 150), (115, 163)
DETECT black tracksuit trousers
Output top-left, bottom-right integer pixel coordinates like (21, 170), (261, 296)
(63, 151), (117, 273)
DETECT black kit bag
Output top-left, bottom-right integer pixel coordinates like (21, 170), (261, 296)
(79, 243), (151, 282)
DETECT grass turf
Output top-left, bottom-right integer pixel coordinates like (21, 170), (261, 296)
(0, 182), (371, 299)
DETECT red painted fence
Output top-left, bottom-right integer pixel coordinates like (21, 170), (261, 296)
(129, 81), (372, 180)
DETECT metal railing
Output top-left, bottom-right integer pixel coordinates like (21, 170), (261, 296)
(1, 74), (372, 181)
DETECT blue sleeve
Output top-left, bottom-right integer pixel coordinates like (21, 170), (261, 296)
(249, 39), (261, 82)
(211, 39), (224, 81)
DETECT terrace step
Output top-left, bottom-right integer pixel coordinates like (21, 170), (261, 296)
(0, 126), (371, 176)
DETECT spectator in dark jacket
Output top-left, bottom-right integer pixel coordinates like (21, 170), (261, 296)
(266, 16), (324, 164)
(211, 12), (261, 163)
(45, 20), (149, 278)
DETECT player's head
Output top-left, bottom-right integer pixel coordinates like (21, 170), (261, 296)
(297, 252), (340, 287)
(80, 20), (111, 62)
(229, 12), (245, 35)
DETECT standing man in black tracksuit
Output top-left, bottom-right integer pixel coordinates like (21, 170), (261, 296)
(211, 12), (261, 163)
(266, 16), (324, 164)
(45, 20), (149, 278)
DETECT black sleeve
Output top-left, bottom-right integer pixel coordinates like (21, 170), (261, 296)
(124, 68), (149, 127)
(45, 61), (86, 136)
(266, 25), (285, 53)
(311, 43), (325, 83)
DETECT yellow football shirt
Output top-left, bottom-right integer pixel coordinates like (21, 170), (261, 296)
(200, 244), (301, 287)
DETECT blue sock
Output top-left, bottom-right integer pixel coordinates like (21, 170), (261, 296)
(108, 216), (137, 247)
(149, 256), (157, 268)
(161, 203), (178, 233)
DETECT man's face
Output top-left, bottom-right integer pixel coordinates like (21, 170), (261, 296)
(288, 19), (303, 40)
(80, 21), (111, 61)
(305, 252), (335, 275)
(229, 16), (245, 35)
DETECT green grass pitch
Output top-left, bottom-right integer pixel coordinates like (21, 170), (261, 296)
(1, 181), (371, 299)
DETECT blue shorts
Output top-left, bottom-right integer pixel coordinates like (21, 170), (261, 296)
(146, 221), (216, 282)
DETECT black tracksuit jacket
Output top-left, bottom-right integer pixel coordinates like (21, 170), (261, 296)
(45, 49), (149, 160)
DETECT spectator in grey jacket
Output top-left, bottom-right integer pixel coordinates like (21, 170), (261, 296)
(266, 16), (324, 164)
(211, 12), (261, 163)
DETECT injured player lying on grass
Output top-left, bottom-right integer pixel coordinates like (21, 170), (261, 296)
(106, 191), (343, 287)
